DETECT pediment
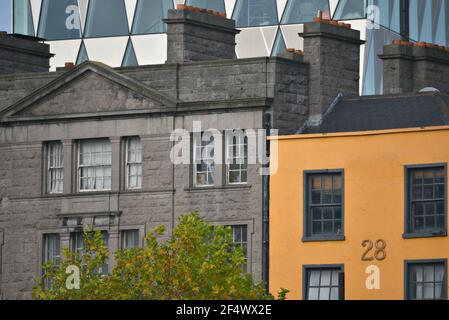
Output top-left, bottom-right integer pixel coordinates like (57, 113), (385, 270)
(0, 62), (176, 120)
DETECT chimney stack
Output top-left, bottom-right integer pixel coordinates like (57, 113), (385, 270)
(380, 41), (449, 102)
(300, 19), (364, 116)
(0, 33), (53, 74)
(164, 5), (239, 63)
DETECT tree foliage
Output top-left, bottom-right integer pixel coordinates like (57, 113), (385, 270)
(33, 212), (288, 300)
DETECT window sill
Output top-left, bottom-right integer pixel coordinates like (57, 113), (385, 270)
(302, 235), (345, 243)
(402, 231), (447, 239)
(185, 184), (252, 193)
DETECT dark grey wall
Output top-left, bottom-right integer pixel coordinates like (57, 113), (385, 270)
(0, 34), (53, 75)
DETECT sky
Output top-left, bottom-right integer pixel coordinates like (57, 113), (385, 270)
(0, 0), (12, 32)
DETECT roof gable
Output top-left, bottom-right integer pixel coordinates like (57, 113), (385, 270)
(0, 61), (176, 120)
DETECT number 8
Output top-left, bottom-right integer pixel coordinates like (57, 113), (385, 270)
(374, 239), (387, 261)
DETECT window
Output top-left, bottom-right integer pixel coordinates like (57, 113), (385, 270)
(84, 0), (129, 38)
(38, 0), (82, 40)
(281, 0), (330, 24)
(233, 0), (279, 28)
(406, 260), (447, 300)
(405, 165), (446, 237)
(70, 231), (109, 275)
(228, 225), (248, 272)
(13, 0), (34, 36)
(193, 132), (215, 187)
(78, 139), (112, 191)
(333, 0), (366, 20)
(226, 130), (248, 185)
(304, 266), (344, 300)
(70, 232), (84, 256)
(43, 234), (60, 289)
(131, 0), (173, 35)
(304, 171), (344, 241)
(48, 142), (64, 194)
(121, 230), (140, 249)
(126, 137), (142, 190)
(185, 0), (226, 13)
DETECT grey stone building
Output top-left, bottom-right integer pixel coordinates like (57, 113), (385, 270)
(0, 8), (365, 299)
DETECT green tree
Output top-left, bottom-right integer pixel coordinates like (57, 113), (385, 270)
(33, 212), (288, 300)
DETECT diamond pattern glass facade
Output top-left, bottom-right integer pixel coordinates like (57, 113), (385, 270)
(11, 0), (449, 95)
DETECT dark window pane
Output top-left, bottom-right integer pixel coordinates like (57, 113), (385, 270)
(323, 221), (333, 233)
(311, 190), (321, 204)
(323, 208), (333, 219)
(333, 190), (342, 203)
(38, 0), (82, 40)
(424, 185), (434, 199)
(414, 217), (424, 230)
(84, 0), (128, 37)
(435, 184), (445, 199)
(282, 0), (330, 24)
(413, 171), (423, 184)
(185, 0), (225, 12)
(13, 0), (34, 36)
(312, 221), (322, 234)
(312, 208), (321, 220)
(412, 186), (423, 200)
(132, 0), (173, 35)
(322, 191), (332, 204)
(233, 0), (278, 28)
(334, 208), (342, 219)
(414, 203), (424, 216)
(334, 0), (366, 20)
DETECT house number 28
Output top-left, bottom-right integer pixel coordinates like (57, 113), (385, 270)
(361, 239), (387, 261)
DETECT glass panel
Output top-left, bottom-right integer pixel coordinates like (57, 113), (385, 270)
(320, 270), (331, 286)
(185, 0), (225, 13)
(309, 271), (320, 286)
(308, 287), (319, 300)
(84, 0), (128, 37)
(271, 29), (287, 56)
(319, 287), (330, 300)
(122, 39), (139, 67)
(132, 0), (173, 35)
(38, 0), (81, 40)
(13, 0), (34, 36)
(76, 41), (89, 64)
(233, 0), (278, 28)
(281, 0), (330, 24)
(334, 0), (366, 20)
(0, 0), (12, 33)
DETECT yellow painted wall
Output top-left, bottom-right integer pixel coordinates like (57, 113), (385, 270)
(269, 126), (449, 300)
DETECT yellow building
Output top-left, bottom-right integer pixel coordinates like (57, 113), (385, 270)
(269, 92), (449, 300)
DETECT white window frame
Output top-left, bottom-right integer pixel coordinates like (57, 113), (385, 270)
(193, 132), (215, 187)
(48, 142), (64, 194)
(125, 137), (142, 190)
(77, 139), (112, 192)
(225, 130), (248, 185)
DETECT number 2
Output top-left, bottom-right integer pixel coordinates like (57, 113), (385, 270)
(361, 239), (387, 261)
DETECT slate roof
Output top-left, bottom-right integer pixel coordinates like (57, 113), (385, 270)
(300, 92), (449, 134)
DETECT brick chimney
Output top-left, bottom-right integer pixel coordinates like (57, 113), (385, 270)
(380, 41), (449, 102)
(0, 33), (53, 74)
(300, 19), (364, 116)
(164, 6), (239, 63)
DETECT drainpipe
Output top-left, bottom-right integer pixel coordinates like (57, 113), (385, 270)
(262, 113), (271, 290)
(400, 0), (410, 41)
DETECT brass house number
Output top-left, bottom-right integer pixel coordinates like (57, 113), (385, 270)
(361, 239), (387, 261)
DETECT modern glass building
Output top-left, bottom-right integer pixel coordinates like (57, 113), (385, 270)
(11, 0), (449, 95)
